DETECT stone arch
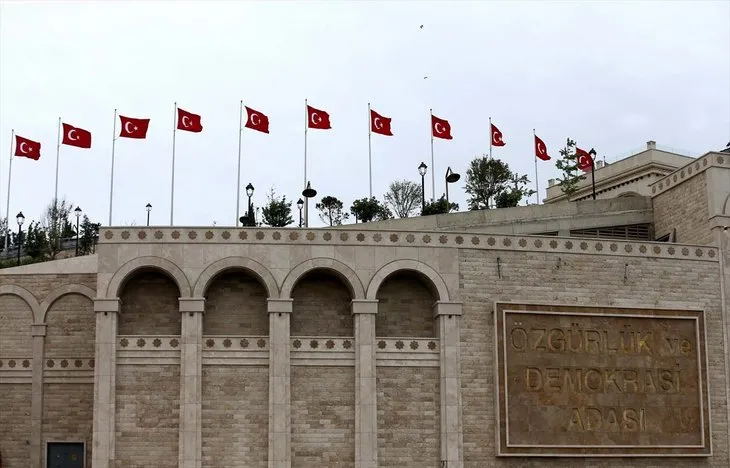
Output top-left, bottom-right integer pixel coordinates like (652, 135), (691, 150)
(105, 256), (191, 298)
(0, 284), (42, 323)
(40, 284), (95, 322)
(366, 259), (450, 302)
(722, 191), (730, 215)
(281, 258), (365, 300)
(193, 256), (279, 299)
(617, 191), (642, 198)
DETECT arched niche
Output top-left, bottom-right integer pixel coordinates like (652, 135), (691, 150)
(42, 285), (96, 357)
(290, 269), (355, 337)
(203, 268), (269, 335)
(374, 270), (439, 338)
(118, 268), (182, 335)
(0, 286), (38, 356)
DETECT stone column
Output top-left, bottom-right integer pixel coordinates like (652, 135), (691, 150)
(179, 297), (205, 468)
(30, 323), (46, 468)
(91, 298), (119, 468)
(268, 299), (292, 468)
(352, 299), (378, 468)
(434, 301), (464, 468)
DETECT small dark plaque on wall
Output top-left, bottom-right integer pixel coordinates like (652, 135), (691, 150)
(494, 302), (711, 457)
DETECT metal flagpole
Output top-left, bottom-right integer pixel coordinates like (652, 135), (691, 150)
(304, 98), (308, 227)
(4, 129), (13, 251)
(429, 108), (435, 201)
(108, 109), (118, 226)
(54, 117), (61, 204)
(170, 103), (177, 226)
(236, 100), (243, 226)
(489, 117), (493, 161)
(533, 129), (539, 205)
(368, 103), (372, 198)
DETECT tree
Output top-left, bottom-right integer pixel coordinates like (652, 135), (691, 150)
(79, 216), (101, 255)
(554, 138), (586, 198)
(41, 197), (74, 259)
(315, 196), (349, 226)
(464, 156), (533, 210)
(421, 195), (459, 216)
(24, 221), (48, 260)
(384, 180), (422, 218)
(350, 197), (392, 223)
(0, 217), (7, 252)
(261, 188), (294, 227)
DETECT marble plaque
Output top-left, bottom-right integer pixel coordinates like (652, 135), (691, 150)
(495, 303), (711, 457)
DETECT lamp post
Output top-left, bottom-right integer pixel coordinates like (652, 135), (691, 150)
(74, 206), (82, 256)
(16, 211), (24, 266)
(301, 181), (317, 228)
(445, 166), (461, 212)
(246, 183), (255, 226)
(418, 162), (428, 210)
(146, 203), (152, 226)
(297, 198), (304, 227)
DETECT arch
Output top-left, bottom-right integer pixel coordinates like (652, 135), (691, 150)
(40, 284), (96, 322)
(366, 260), (450, 302)
(0, 284), (41, 323)
(723, 191), (730, 215)
(617, 191), (642, 198)
(280, 258), (365, 300)
(105, 256), (191, 298)
(193, 256), (279, 299)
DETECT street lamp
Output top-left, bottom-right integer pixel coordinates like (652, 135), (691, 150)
(74, 206), (82, 256)
(16, 211), (24, 266)
(145, 203), (152, 226)
(418, 162), (428, 210)
(297, 198), (304, 227)
(445, 166), (461, 212)
(301, 181), (317, 228)
(246, 183), (255, 226)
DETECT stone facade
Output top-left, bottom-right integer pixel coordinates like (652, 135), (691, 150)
(653, 171), (713, 244)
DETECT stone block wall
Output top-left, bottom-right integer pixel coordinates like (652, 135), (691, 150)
(0, 295), (33, 356)
(42, 383), (93, 467)
(653, 171), (713, 244)
(44, 294), (95, 356)
(114, 365), (180, 468)
(203, 272), (268, 335)
(0, 384), (31, 467)
(118, 271), (181, 335)
(291, 366), (355, 468)
(377, 367), (440, 467)
(376, 274), (436, 337)
(201, 366), (268, 467)
(291, 274), (353, 336)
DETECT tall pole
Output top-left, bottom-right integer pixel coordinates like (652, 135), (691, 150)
(489, 117), (493, 161)
(108, 109), (118, 226)
(429, 108), (435, 201)
(16, 223), (21, 266)
(75, 214), (80, 256)
(170, 102), (177, 226)
(590, 151), (597, 200)
(236, 100), (243, 226)
(368, 102), (372, 198)
(4, 129), (13, 252)
(303, 98), (309, 227)
(533, 129), (539, 205)
(421, 174), (425, 210)
(54, 117), (61, 204)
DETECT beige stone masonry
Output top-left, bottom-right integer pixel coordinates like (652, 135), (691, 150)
(352, 299), (378, 468)
(179, 297), (204, 468)
(91, 298), (119, 468)
(435, 301), (464, 468)
(268, 298), (292, 468)
(30, 323), (46, 468)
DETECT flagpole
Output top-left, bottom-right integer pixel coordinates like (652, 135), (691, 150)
(108, 109), (118, 226)
(368, 103), (372, 198)
(429, 108), (435, 202)
(54, 117), (61, 204)
(489, 117), (492, 161)
(303, 98), (308, 227)
(236, 100), (243, 227)
(170, 103), (177, 226)
(533, 129), (539, 205)
(4, 129), (13, 251)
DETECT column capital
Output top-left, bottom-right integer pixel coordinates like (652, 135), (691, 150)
(351, 299), (378, 315)
(267, 298), (293, 314)
(94, 298), (120, 313)
(433, 301), (463, 318)
(179, 297), (206, 313)
(31, 323), (47, 337)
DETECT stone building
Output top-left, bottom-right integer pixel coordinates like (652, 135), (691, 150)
(0, 148), (729, 468)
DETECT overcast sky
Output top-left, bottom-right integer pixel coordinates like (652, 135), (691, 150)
(0, 0), (728, 228)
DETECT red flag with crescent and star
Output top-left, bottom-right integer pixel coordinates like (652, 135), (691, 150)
(491, 123), (505, 147)
(576, 147), (594, 172)
(370, 109), (393, 136)
(534, 134), (550, 161)
(177, 108), (203, 133)
(119, 116), (150, 139)
(61, 123), (92, 149)
(244, 106), (270, 134)
(307, 105), (331, 130)
(14, 135), (41, 160)
(431, 114), (452, 140)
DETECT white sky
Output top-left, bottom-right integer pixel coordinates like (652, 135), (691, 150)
(0, 0), (728, 228)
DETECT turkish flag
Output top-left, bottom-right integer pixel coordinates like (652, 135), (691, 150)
(534, 135), (550, 161)
(177, 108), (203, 133)
(491, 123), (505, 147)
(370, 109), (393, 136)
(14, 135), (41, 160)
(431, 114), (452, 140)
(61, 123), (92, 149)
(244, 106), (269, 134)
(119, 116), (150, 139)
(307, 105), (331, 130)
(576, 147), (595, 172)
